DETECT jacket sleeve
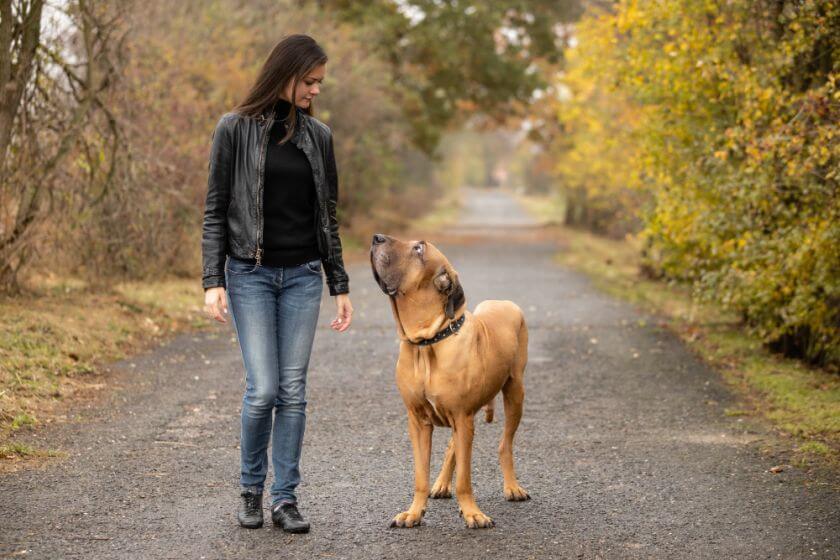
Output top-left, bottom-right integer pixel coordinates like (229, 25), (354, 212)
(201, 115), (233, 291)
(322, 131), (350, 296)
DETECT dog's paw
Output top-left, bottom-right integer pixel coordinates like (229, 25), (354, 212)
(429, 483), (452, 499)
(389, 511), (423, 528)
(462, 510), (494, 529)
(504, 484), (531, 501)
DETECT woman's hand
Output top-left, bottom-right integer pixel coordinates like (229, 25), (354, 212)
(330, 294), (353, 332)
(204, 287), (228, 323)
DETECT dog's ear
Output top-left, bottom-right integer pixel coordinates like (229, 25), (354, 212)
(434, 265), (465, 320)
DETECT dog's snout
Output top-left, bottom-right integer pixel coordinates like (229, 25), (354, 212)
(372, 233), (387, 245)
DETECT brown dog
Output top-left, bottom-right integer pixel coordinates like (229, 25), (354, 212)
(370, 234), (529, 529)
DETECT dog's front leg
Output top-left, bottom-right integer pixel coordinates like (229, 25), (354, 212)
(453, 414), (494, 528)
(390, 411), (432, 528)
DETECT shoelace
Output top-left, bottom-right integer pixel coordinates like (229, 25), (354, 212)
(243, 493), (260, 513)
(280, 504), (303, 521)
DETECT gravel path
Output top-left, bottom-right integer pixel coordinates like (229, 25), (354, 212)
(1, 188), (837, 559)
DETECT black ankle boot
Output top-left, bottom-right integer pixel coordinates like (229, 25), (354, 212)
(271, 502), (310, 533)
(238, 487), (263, 529)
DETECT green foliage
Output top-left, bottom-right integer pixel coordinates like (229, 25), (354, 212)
(326, 0), (582, 153)
(550, 0), (840, 366)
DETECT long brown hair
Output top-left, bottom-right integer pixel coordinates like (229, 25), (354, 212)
(235, 34), (327, 144)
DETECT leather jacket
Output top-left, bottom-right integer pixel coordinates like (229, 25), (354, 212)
(201, 106), (349, 296)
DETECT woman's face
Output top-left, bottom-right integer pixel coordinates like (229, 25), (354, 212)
(282, 64), (325, 109)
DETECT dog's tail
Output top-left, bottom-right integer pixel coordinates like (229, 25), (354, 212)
(484, 399), (495, 423)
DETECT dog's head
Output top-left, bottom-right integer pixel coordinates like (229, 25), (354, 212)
(370, 234), (465, 320)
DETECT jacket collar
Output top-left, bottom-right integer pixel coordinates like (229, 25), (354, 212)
(259, 100), (306, 123)
(258, 102), (308, 148)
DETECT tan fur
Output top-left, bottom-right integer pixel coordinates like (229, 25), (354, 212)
(371, 236), (530, 529)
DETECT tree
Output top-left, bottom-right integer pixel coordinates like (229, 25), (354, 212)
(324, 0), (582, 153)
(549, 0), (840, 366)
(0, 0), (127, 291)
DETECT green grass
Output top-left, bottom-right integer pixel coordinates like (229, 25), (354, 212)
(0, 275), (212, 448)
(10, 413), (35, 430)
(516, 192), (840, 469)
(0, 442), (63, 460)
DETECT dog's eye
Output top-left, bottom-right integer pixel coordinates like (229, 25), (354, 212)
(413, 242), (425, 256)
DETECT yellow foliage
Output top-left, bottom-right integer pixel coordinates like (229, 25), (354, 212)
(548, 0), (840, 366)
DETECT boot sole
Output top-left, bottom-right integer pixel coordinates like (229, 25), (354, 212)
(272, 518), (309, 533)
(278, 525), (309, 534)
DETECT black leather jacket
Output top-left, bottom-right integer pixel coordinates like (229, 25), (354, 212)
(201, 106), (349, 296)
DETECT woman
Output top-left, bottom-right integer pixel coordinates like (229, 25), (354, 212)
(201, 34), (353, 533)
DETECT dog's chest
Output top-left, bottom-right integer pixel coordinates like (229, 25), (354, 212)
(403, 373), (449, 423)
(421, 389), (451, 426)
(420, 370), (462, 424)
(423, 390), (441, 416)
(397, 343), (467, 423)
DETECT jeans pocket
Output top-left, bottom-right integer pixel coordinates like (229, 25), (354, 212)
(226, 256), (259, 275)
(304, 259), (322, 275)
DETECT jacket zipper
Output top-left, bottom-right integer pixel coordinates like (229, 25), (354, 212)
(255, 111), (274, 266)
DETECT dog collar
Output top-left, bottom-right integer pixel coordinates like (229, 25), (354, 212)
(414, 314), (466, 346)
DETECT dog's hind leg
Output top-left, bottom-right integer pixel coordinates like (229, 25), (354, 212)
(430, 435), (455, 498)
(499, 321), (530, 502)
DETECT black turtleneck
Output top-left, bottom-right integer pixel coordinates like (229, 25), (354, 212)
(255, 98), (320, 267)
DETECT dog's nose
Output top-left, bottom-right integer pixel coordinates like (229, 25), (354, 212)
(372, 234), (387, 245)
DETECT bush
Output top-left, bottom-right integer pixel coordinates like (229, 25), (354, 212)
(551, 0), (840, 366)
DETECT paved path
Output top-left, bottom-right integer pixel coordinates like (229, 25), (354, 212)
(1, 188), (837, 559)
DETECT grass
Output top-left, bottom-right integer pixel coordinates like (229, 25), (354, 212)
(11, 413), (35, 430)
(0, 442), (64, 460)
(517, 191), (840, 470)
(0, 274), (212, 449)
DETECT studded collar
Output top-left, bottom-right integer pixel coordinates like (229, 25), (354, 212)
(412, 314), (466, 346)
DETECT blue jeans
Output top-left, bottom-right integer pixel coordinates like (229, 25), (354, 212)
(225, 255), (323, 504)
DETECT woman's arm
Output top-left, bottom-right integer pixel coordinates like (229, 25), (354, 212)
(201, 114), (234, 291)
(321, 131), (350, 297)
(322, 130), (352, 332)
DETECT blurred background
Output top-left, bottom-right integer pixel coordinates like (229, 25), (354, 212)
(0, 1), (838, 445)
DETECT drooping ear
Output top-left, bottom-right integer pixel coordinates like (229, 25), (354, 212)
(434, 265), (465, 320)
